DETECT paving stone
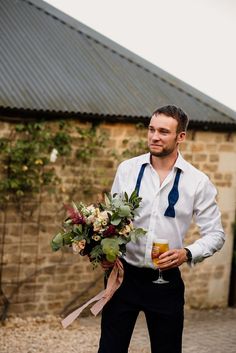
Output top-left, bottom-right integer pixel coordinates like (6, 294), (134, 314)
(0, 308), (235, 352)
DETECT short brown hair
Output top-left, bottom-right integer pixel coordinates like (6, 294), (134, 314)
(152, 105), (189, 133)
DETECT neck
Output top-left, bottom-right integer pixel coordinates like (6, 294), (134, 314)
(150, 150), (178, 172)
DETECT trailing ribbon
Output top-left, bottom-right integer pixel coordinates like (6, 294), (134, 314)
(61, 258), (124, 328)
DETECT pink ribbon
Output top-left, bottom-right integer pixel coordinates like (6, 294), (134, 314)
(61, 258), (124, 328)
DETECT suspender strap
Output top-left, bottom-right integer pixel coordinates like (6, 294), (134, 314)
(135, 163), (148, 196)
(164, 168), (181, 218)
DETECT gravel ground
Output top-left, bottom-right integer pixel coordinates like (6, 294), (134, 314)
(1, 308), (236, 353)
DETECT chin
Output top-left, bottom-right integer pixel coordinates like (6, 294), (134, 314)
(150, 150), (171, 157)
(149, 147), (162, 154)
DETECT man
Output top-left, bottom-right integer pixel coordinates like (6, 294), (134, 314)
(98, 105), (225, 353)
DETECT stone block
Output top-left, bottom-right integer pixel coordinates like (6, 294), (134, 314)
(193, 154), (207, 162)
(2, 265), (19, 282)
(191, 143), (206, 152)
(219, 144), (234, 152)
(8, 303), (26, 314)
(209, 154), (219, 162)
(214, 173), (223, 180)
(203, 164), (218, 172)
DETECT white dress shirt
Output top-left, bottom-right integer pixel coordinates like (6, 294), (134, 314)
(111, 152), (225, 268)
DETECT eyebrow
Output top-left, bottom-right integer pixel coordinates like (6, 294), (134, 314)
(148, 125), (171, 132)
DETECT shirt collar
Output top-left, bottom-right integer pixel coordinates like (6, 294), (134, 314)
(136, 153), (151, 166)
(138, 152), (187, 172)
(174, 152), (188, 172)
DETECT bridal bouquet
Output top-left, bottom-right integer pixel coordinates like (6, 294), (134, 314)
(51, 191), (146, 267)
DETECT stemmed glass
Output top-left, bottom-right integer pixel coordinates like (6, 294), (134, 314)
(151, 238), (169, 284)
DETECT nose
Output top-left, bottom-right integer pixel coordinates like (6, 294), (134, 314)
(152, 130), (160, 140)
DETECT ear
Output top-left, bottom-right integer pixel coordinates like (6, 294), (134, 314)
(177, 131), (186, 143)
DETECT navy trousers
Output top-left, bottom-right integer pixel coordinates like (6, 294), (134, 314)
(98, 260), (185, 353)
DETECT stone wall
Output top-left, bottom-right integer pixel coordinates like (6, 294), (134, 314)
(0, 119), (235, 316)
(180, 130), (236, 308)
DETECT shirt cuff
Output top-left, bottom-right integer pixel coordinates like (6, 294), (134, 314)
(184, 244), (204, 267)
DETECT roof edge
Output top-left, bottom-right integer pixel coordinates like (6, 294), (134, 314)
(1, 108), (236, 132)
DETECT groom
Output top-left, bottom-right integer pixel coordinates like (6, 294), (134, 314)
(98, 105), (225, 353)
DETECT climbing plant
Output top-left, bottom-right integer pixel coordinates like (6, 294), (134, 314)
(0, 120), (72, 207)
(112, 123), (148, 162)
(76, 126), (107, 163)
(0, 121), (112, 207)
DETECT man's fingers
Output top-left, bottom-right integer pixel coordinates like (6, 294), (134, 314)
(158, 248), (187, 269)
(159, 250), (175, 259)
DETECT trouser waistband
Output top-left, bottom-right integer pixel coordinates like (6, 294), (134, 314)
(121, 258), (181, 282)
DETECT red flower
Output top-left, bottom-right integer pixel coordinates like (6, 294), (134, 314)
(103, 225), (116, 237)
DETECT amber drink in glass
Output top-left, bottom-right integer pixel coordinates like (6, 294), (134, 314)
(152, 238), (169, 284)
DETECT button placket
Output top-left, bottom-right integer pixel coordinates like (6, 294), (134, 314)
(144, 192), (160, 266)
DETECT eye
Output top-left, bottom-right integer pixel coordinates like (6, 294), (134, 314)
(148, 127), (155, 133)
(159, 129), (169, 135)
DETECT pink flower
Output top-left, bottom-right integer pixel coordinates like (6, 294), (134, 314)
(72, 240), (86, 254)
(65, 205), (85, 225)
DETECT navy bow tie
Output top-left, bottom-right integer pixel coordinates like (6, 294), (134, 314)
(135, 163), (181, 218)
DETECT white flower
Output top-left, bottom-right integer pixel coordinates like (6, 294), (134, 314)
(87, 205), (96, 212)
(100, 211), (109, 221)
(86, 214), (96, 224)
(93, 220), (102, 232)
(100, 211), (109, 226)
(50, 148), (58, 163)
(119, 224), (132, 236)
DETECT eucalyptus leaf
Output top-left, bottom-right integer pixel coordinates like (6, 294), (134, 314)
(118, 205), (131, 218)
(63, 232), (72, 245)
(52, 232), (63, 245)
(130, 228), (147, 243)
(104, 193), (111, 208)
(51, 232), (63, 251)
(111, 217), (122, 226)
(117, 237), (128, 245)
(101, 238), (119, 253)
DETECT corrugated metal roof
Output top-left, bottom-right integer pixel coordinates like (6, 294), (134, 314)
(0, 0), (236, 128)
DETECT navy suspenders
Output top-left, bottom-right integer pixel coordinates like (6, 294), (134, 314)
(135, 163), (148, 196)
(135, 164), (181, 218)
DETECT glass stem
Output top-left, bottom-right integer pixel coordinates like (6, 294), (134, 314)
(159, 269), (164, 279)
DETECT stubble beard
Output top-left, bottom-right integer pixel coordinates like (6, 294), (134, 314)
(149, 146), (175, 158)
(149, 136), (178, 158)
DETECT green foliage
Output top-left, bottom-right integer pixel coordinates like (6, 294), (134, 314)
(76, 126), (107, 162)
(0, 121), (71, 206)
(112, 123), (148, 162)
(121, 139), (148, 159)
(52, 121), (72, 156)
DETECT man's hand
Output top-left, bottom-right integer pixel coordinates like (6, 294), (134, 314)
(157, 248), (188, 270)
